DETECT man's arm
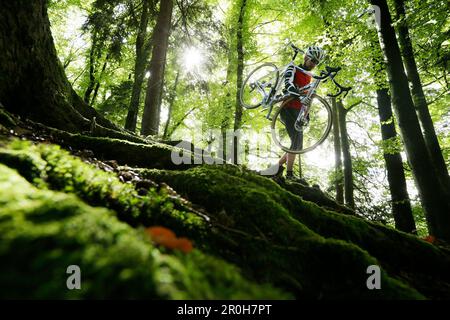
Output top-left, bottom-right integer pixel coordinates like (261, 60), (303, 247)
(284, 63), (300, 96)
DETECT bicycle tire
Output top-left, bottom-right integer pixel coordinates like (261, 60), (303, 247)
(271, 94), (333, 154)
(240, 63), (279, 109)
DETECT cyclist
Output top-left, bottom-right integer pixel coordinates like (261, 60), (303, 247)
(260, 45), (326, 179)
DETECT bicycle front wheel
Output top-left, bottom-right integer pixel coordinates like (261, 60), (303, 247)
(271, 94), (332, 154)
(240, 63), (279, 109)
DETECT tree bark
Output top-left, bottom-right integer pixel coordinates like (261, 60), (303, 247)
(0, 0), (120, 133)
(298, 155), (303, 179)
(163, 70), (180, 139)
(393, 0), (450, 190)
(125, 0), (152, 132)
(84, 41), (97, 104)
(232, 0), (247, 164)
(165, 106), (197, 139)
(90, 55), (109, 106)
(370, 0), (450, 241)
(331, 98), (344, 204)
(141, 0), (174, 136)
(220, 26), (237, 163)
(337, 100), (355, 209)
(376, 88), (416, 233)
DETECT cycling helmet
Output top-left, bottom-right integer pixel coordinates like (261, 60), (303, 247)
(305, 46), (326, 64)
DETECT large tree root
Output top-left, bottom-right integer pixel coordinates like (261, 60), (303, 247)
(0, 137), (428, 299)
(0, 161), (289, 299)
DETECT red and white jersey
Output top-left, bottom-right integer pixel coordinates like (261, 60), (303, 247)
(284, 62), (312, 110)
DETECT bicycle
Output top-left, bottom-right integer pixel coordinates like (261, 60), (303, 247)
(240, 43), (351, 154)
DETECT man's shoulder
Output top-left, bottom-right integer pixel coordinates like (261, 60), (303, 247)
(285, 63), (303, 73)
(290, 63), (305, 72)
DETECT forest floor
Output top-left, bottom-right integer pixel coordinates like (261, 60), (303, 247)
(1, 106), (450, 299)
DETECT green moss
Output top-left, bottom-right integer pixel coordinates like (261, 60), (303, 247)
(0, 139), (207, 243)
(0, 164), (290, 299)
(149, 165), (450, 299)
(0, 107), (16, 128)
(0, 145), (48, 188)
(141, 165), (425, 299)
(0, 137), (443, 299)
(42, 126), (195, 170)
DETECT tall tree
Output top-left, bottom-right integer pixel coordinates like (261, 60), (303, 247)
(392, 0), (450, 190)
(84, 36), (99, 104)
(82, 0), (128, 107)
(376, 88), (416, 233)
(141, 0), (174, 136)
(232, 0), (248, 164)
(370, 0), (450, 241)
(163, 69), (180, 139)
(125, 0), (154, 132)
(369, 30), (416, 233)
(89, 54), (110, 106)
(337, 100), (355, 209)
(331, 97), (344, 204)
(0, 0), (117, 132)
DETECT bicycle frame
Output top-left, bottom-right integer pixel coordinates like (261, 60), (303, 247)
(259, 65), (321, 122)
(248, 44), (350, 126)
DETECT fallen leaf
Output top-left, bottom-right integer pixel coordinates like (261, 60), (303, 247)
(145, 226), (193, 253)
(423, 235), (436, 244)
(176, 237), (193, 253)
(146, 226), (176, 241)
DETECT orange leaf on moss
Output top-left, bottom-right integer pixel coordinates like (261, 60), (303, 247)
(423, 235), (436, 244)
(146, 226), (176, 241)
(145, 226), (193, 253)
(158, 236), (181, 250)
(176, 237), (193, 253)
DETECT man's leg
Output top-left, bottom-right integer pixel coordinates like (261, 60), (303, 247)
(286, 153), (296, 173)
(279, 153), (287, 165)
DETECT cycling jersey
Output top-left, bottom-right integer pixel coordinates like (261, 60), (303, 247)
(284, 62), (312, 109)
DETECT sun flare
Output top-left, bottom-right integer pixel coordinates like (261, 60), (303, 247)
(182, 47), (203, 71)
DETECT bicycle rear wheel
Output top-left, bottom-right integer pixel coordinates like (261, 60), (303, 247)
(271, 94), (332, 154)
(240, 63), (279, 109)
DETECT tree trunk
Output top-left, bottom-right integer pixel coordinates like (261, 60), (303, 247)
(84, 42), (97, 104)
(163, 70), (180, 139)
(376, 88), (416, 233)
(125, 0), (151, 132)
(331, 98), (344, 204)
(141, 0), (174, 136)
(393, 0), (450, 190)
(221, 25), (237, 163)
(232, 0), (247, 164)
(337, 100), (355, 209)
(370, 0), (450, 241)
(0, 0), (118, 132)
(165, 107), (196, 138)
(90, 55), (109, 106)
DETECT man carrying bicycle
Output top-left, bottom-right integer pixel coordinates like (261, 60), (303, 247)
(261, 45), (326, 179)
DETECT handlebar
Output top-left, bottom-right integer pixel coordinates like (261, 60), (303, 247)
(289, 42), (351, 98)
(328, 78), (352, 98)
(289, 43), (304, 61)
(290, 43), (304, 54)
(314, 65), (352, 98)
